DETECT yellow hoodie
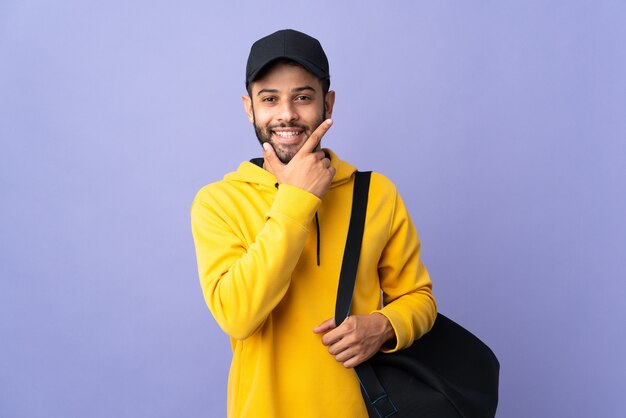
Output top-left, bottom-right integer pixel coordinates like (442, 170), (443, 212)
(191, 149), (436, 418)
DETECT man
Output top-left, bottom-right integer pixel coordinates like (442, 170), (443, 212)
(191, 29), (436, 418)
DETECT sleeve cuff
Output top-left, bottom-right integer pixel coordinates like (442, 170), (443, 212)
(266, 184), (321, 228)
(371, 308), (409, 353)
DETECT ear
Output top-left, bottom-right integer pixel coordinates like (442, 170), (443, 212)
(242, 95), (254, 123)
(324, 90), (336, 119)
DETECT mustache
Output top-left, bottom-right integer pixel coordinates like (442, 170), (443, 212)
(268, 122), (308, 130)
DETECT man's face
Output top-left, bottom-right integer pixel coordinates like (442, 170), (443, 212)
(242, 63), (335, 164)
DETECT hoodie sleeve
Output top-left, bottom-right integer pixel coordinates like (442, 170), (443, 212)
(372, 183), (437, 352)
(191, 184), (320, 340)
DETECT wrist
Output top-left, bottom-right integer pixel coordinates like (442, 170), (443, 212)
(372, 313), (396, 346)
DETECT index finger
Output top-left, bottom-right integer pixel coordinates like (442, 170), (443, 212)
(313, 317), (336, 334)
(298, 119), (333, 155)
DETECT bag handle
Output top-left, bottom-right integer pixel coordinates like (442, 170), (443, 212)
(335, 171), (399, 418)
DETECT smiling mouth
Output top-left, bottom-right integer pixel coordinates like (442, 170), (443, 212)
(273, 130), (301, 137)
(272, 129), (304, 142)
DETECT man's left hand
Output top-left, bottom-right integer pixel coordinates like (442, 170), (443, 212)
(313, 313), (395, 368)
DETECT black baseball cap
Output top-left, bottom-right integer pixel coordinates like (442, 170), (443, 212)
(245, 29), (330, 88)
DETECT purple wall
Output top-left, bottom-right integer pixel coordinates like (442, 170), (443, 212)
(1, 1), (625, 417)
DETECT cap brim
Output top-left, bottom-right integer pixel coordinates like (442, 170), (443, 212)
(246, 55), (327, 86)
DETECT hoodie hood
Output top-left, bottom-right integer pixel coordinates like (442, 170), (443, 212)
(224, 148), (357, 189)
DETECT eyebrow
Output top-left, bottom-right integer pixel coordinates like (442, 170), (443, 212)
(256, 86), (317, 96)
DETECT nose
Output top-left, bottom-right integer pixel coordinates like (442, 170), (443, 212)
(277, 101), (298, 123)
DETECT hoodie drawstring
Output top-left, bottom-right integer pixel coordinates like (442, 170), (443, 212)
(315, 212), (321, 266)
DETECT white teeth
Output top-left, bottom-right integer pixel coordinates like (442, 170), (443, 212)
(274, 131), (300, 138)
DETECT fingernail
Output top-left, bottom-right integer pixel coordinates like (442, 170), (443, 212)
(262, 143), (270, 151)
(326, 119), (333, 126)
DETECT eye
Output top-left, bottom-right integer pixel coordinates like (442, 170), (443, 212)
(295, 95), (311, 101)
(261, 96), (276, 103)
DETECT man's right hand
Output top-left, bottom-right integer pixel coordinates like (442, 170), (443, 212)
(262, 119), (336, 199)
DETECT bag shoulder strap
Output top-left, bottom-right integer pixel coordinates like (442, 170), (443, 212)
(335, 171), (399, 418)
(335, 170), (371, 324)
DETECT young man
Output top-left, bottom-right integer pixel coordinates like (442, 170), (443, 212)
(191, 29), (436, 418)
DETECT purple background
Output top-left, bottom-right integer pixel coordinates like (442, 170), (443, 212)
(1, 1), (625, 417)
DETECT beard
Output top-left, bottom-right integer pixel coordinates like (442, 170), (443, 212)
(252, 105), (326, 164)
